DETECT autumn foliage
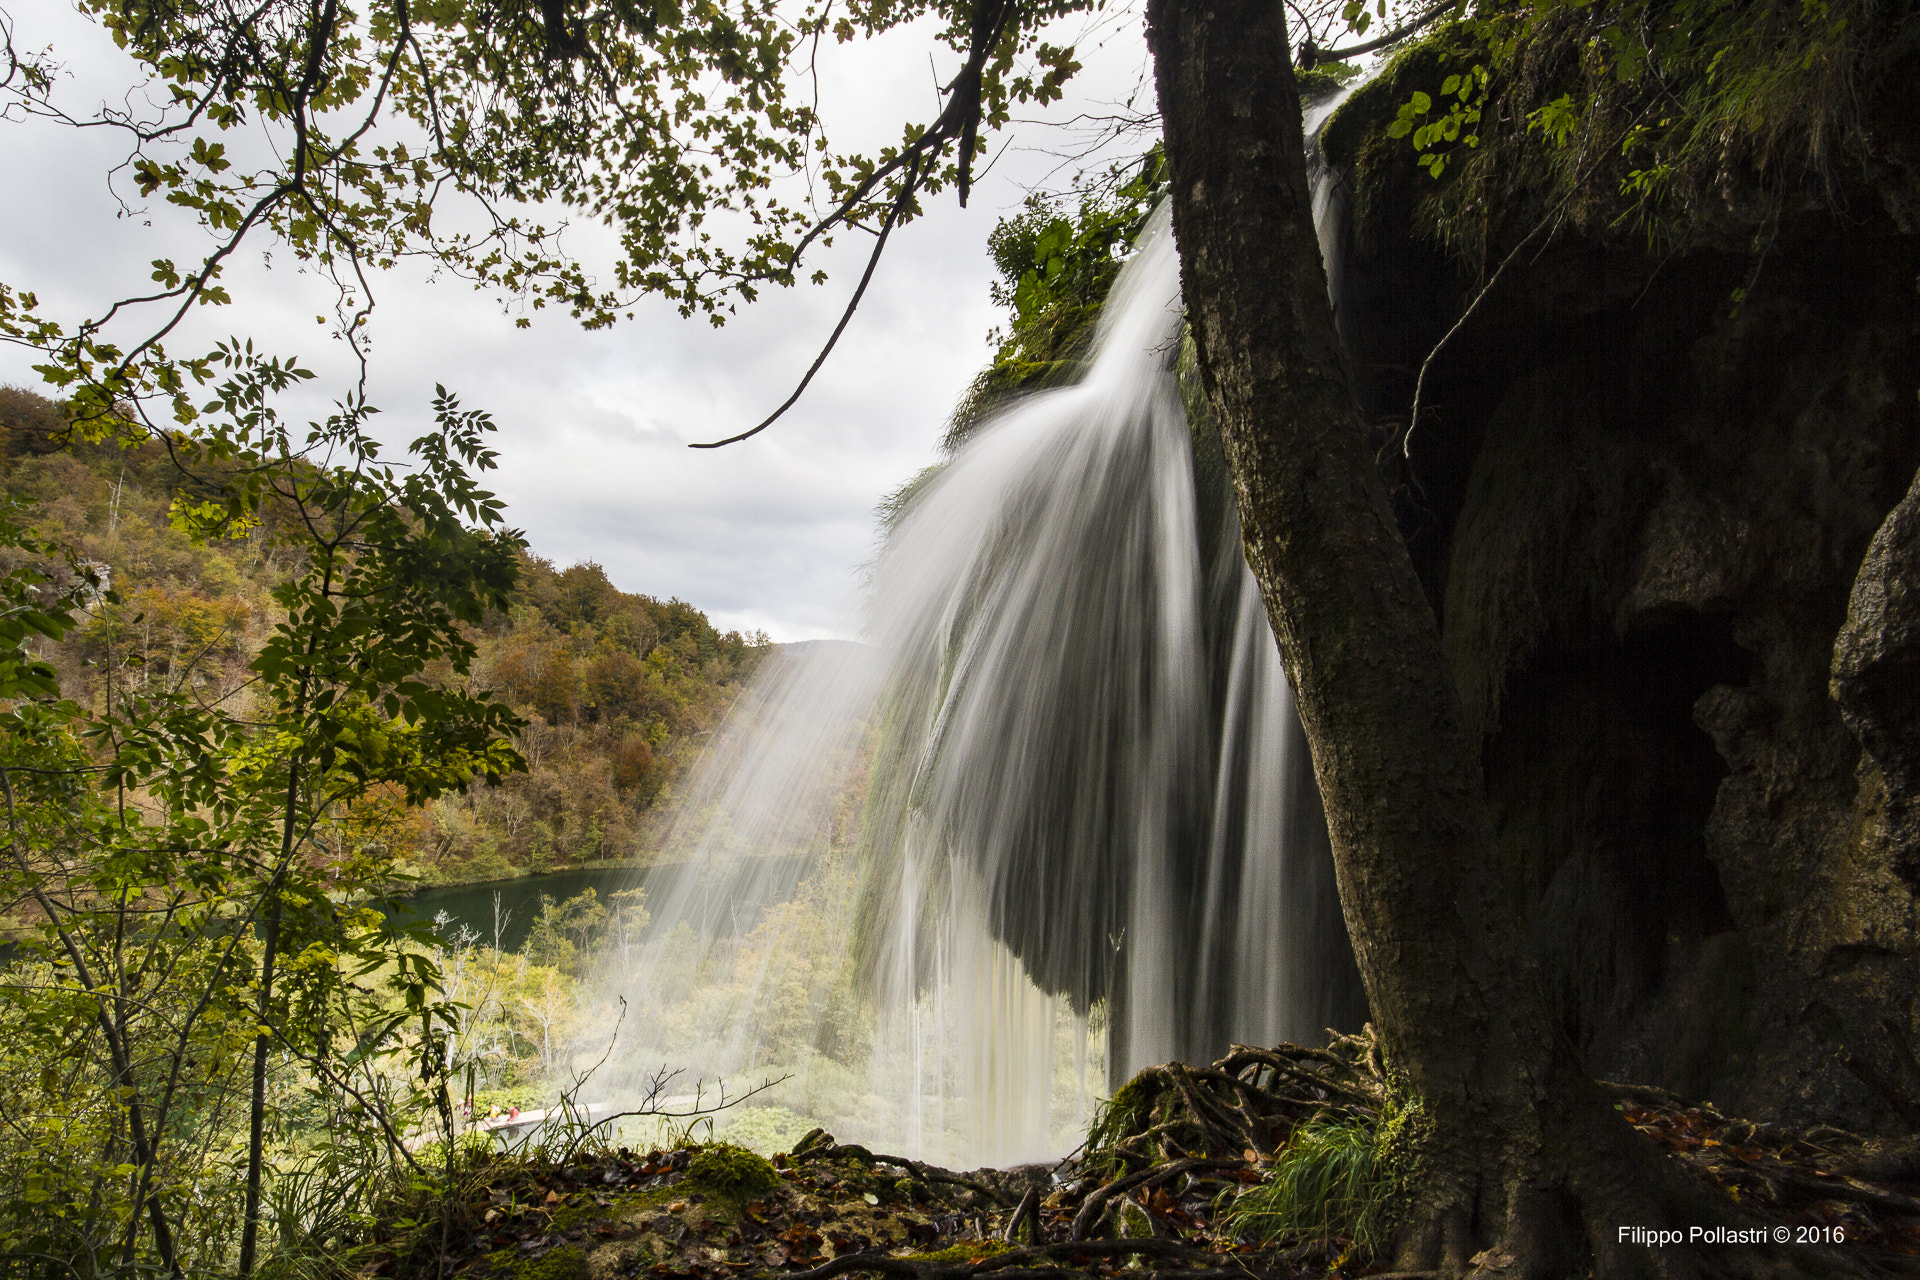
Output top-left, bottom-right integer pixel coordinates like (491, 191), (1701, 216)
(0, 386), (770, 887)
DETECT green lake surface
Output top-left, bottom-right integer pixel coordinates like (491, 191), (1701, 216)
(403, 856), (807, 953)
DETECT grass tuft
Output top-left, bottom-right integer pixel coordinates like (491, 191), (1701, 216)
(1223, 1098), (1425, 1256)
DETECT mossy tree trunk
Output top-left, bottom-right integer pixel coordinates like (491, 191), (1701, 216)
(1141, 1), (1841, 1274)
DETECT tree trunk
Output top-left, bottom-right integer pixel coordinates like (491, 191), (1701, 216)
(1142, 2), (1832, 1275)
(236, 884), (284, 1280)
(237, 770), (300, 1280)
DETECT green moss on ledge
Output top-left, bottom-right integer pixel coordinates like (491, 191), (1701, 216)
(910, 1240), (1012, 1265)
(684, 1143), (781, 1200)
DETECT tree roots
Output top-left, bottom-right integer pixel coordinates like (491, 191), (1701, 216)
(373, 1035), (1920, 1280)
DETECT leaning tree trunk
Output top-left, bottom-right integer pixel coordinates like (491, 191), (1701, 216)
(1142, 2), (1835, 1276)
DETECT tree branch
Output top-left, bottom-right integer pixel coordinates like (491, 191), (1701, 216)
(1296, 0), (1459, 69)
(689, 152), (925, 449)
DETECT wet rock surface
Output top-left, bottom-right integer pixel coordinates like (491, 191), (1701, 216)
(1834, 465), (1920, 895)
(1319, 59), (1920, 1132)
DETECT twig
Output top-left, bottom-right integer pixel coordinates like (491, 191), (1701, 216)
(1402, 218), (1553, 461)
(1001, 1186), (1039, 1244)
(1402, 102), (1660, 461)
(1773, 1170), (1920, 1218)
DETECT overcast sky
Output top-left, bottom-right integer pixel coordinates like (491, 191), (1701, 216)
(0, 3), (1160, 641)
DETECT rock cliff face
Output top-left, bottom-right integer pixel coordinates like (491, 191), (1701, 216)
(1835, 467), (1920, 901)
(1325, 88), (1920, 1131)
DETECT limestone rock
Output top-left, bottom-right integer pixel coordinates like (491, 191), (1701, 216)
(1834, 464), (1920, 892)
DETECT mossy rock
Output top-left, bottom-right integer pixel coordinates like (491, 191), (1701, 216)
(683, 1143), (780, 1200)
(1295, 60), (1361, 105)
(1319, 29), (1474, 169)
(1317, 26), (1489, 241)
(1087, 1065), (1172, 1156)
(548, 1181), (683, 1230)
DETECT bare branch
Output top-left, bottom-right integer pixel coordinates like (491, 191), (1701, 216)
(689, 152), (926, 449)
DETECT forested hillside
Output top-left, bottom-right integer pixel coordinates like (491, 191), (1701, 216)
(0, 385), (767, 887)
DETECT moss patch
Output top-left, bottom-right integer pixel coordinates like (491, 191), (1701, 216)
(684, 1143), (781, 1199)
(911, 1240), (1011, 1265)
(1085, 1067), (1180, 1179)
(546, 1180), (686, 1230)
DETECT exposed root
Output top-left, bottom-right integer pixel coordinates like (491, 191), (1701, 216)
(1082, 1028), (1394, 1181)
(1605, 1095), (1920, 1260)
(787, 1131), (1019, 1208)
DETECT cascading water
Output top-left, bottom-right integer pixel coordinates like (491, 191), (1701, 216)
(603, 92), (1366, 1169)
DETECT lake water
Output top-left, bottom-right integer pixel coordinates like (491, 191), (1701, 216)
(403, 856), (808, 953)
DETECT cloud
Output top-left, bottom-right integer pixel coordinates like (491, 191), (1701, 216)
(0, 3), (1155, 641)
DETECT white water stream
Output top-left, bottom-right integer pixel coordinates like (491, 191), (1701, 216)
(600, 94), (1362, 1169)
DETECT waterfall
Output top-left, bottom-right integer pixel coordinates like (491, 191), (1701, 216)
(602, 92), (1365, 1170)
